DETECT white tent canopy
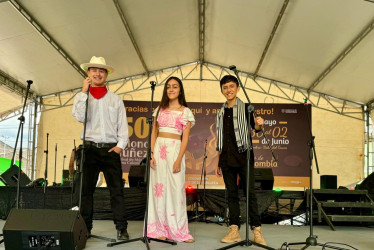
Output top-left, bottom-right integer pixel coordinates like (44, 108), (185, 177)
(1, 0), (374, 116)
(1, 0), (373, 185)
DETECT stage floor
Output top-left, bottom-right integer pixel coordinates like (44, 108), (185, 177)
(1, 220), (373, 250)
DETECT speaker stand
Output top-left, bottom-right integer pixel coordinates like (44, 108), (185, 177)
(53, 143), (58, 186)
(89, 234), (116, 243)
(9, 80), (33, 209)
(282, 101), (351, 250)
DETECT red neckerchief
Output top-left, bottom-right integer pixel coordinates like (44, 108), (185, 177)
(89, 86), (108, 99)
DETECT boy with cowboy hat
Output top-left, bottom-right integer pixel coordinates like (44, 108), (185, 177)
(72, 56), (129, 240)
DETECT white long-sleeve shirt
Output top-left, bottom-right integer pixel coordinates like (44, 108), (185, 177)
(72, 91), (129, 150)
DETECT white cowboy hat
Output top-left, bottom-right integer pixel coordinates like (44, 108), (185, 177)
(80, 56), (114, 74)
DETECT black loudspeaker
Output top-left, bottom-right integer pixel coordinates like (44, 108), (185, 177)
(128, 165), (146, 187)
(320, 175), (337, 189)
(0, 165), (31, 186)
(3, 209), (88, 250)
(357, 172), (374, 193)
(254, 168), (274, 190)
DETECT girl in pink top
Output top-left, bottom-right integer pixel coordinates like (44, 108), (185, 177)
(146, 76), (195, 243)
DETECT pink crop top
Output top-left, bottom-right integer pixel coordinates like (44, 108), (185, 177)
(153, 107), (195, 135)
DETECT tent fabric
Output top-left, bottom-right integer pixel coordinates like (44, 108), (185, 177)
(1, 0), (374, 115)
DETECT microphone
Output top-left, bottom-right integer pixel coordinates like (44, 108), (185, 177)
(150, 81), (156, 89)
(229, 65), (237, 71)
(26, 80), (33, 91)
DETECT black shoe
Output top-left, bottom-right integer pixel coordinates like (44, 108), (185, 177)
(117, 229), (129, 241)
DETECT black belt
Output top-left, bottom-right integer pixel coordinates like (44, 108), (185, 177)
(84, 141), (117, 148)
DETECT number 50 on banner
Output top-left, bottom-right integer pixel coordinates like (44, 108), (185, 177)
(127, 117), (149, 139)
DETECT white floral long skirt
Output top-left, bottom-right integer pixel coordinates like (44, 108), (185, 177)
(145, 137), (193, 242)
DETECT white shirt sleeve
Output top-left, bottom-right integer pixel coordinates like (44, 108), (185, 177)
(72, 92), (88, 123)
(116, 98), (129, 150)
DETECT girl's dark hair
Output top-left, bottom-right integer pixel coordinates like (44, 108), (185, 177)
(155, 76), (188, 125)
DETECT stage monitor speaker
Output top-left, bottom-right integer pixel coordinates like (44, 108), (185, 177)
(128, 165), (146, 187)
(3, 208), (88, 250)
(254, 168), (274, 190)
(320, 175), (337, 189)
(0, 164), (31, 186)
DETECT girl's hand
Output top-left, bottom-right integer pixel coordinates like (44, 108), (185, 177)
(215, 165), (222, 177)
(150, 157), (157, 170)
(173, 159), (181, 173)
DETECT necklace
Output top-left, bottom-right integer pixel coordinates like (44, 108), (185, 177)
(168, 105), (182, 110)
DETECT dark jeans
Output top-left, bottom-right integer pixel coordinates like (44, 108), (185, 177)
(221, 164), (261, 228)
(81, 146), (127, 231)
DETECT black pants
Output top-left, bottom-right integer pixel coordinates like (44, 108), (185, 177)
(221, 164), (261, 228)
(81, 146), (127, 231)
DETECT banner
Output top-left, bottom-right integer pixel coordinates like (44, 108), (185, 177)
(122, 101), (311, 188)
